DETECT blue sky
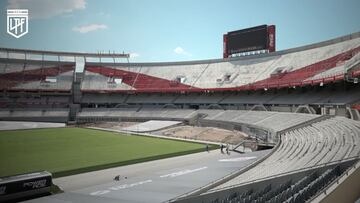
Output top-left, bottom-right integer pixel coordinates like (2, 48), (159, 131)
(0, 0), (360, 62)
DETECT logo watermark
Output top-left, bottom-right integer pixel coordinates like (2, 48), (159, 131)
(7, 9), (28, 38)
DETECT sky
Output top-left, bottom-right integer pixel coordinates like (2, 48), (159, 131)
(0, 0), (360, 62)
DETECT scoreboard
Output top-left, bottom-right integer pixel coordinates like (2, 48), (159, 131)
(223, 25), (276, 58)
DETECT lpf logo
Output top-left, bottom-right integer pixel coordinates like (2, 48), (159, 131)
(7, 9), (28, 38)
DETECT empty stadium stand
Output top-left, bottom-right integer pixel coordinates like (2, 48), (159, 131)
(92, 82), (359, 107)
(177, 164), (352, 203)
(76, 33), (360, 122)
(0, 108), (69, 123)
(170, 116), (360, 203)
(81, 32), (360, 93)
(0, 59), (75, 92)
(210, 117), (359, 190)
(76, 108), (197, 123)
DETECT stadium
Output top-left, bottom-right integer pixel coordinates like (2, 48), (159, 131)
(1, 1), (360, 203)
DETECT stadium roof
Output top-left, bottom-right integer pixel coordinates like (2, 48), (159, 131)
(0, 47), (130, 59)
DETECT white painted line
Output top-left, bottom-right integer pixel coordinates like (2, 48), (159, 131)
(218, 156), (257, 162)
(90, 179), (153, 196)
(160, 167), (208, 178)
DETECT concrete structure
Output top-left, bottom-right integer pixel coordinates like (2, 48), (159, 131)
(122, 120), (182, 132)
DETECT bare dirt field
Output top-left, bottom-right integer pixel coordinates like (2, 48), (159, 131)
(79, 122), (249, 145)
(154, 125), (248, 145)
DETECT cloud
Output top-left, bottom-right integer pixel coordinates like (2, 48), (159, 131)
(7, 0), (86, 19)
(130, 53), (140, 58)
(174, 47), (192, 56)
(97, 12), (111, 18)
(72, 24), (108, 33)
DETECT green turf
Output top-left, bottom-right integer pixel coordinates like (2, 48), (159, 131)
(0, 128), (211, 177)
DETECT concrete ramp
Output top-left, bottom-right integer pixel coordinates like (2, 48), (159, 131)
(122, 120), (182, 132)
(0, 121), (66, 131)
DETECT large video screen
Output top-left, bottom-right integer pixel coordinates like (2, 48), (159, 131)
(227, 25), (268, 54)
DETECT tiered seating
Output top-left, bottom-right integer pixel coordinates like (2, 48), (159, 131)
(231, 111), (277, 125)
(313, 88), (360, 104)
(265, 91), (330, 105)
(255, 113), (318, 132)
(81, 34), (360, 93)
(0, 96), (70, 108)
(82, 65), (197, 92)
(81, 93), (128, 104)
(305, 64), (345, 81)
(0, 108), (69, 122)
(220, 92), (278, 105)
(126, 94), (176, 104)
(174, 93), (224, 104)
(252, 48), (357, 88)
(0, 96), (15, 108)
(212, 117), (359, 190)
(80, 70), (134, 92)
(78, 82), (360, 106)
(78, 109), (320, 133)
(208, 110), (246, 120)
(76, 108), (197, 123)
(204, 110), (320, 132)
(196, 109), (226, 119)
(213, 166), (343, 203)
(0, 60), (75, 92)
(0, 62), (24, 90)
(47, 96), (70, 105)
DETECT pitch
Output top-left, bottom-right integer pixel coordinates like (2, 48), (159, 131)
(0, 128), (209, 177)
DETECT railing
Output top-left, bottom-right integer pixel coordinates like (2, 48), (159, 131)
(276, 114), (332, 137)
(307, 159), (360, 203)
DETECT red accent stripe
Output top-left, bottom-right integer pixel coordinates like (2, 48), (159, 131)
(86, 66), (198, 91)
(0, 65), (74, 90)
(83, 46), (359, 93)
(352, 104), (360, 111)
(251, 46), (360, 88)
